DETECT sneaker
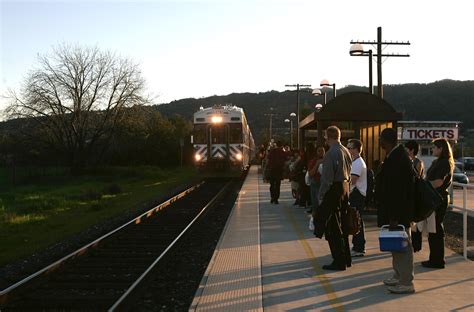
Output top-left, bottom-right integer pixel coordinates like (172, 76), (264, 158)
(351, 250), (365, 257)
(387, 284), (415, 294)
(383, 278), (399, 286)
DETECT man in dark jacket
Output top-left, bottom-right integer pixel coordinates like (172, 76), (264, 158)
(314, 126), (352, 270)
(267, 141), (287, 204)
(376, 128), (415, 294)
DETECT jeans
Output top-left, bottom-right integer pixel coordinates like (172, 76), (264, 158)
(392, 227), (414, 286)
(350, 188), (366, 252)
(269, 178), (281, 201)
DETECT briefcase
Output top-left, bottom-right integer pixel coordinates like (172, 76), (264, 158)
(379, 225), (409, 252)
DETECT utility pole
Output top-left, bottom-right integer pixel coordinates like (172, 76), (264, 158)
(350, 26), (410, 98)
(285, 83), (311, 149)
(264, 107), (278, 142)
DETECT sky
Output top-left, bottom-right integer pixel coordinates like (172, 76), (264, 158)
(1, 0), (473, 116)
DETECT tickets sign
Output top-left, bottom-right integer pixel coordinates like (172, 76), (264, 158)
(401, 127), (458, 140)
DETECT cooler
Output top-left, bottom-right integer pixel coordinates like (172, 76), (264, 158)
(379, 225), (409, 252)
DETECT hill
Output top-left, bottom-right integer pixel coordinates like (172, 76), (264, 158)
(154, 80), (474, 144)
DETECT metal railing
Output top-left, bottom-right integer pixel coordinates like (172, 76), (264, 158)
(449, 182), (474, 260)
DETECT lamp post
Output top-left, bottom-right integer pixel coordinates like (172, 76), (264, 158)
(285, 83), (311, 149)
(289, 112), (296, 149)
(350, 43), (373, 94)
(320, 79), (336, 99)
(284, 119), (291, 148)
(350, 27), (410, 98)
(312, 88), (326, 146)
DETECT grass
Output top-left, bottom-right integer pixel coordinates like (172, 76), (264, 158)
(0, 166), (199, 267)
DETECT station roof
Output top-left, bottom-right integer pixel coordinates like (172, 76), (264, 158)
(300, 91), (402, 129)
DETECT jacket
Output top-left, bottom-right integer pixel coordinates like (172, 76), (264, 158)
(376, 144), (415, 227)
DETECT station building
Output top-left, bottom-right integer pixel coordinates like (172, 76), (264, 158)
(298, 91), (461, 171)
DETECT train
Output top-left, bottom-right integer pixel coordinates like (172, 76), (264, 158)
(192, 104), (255, 176)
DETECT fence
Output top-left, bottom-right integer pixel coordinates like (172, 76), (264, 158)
(450, 182), (474, 260)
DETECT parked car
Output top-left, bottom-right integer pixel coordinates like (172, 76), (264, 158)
(458, 157), (474, 170)
(453, 166), (469, 185)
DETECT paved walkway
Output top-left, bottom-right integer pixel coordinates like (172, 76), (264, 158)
(191, 166), (474, 311)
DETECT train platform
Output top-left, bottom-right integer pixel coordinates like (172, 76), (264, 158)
(190, 166), (474, 311)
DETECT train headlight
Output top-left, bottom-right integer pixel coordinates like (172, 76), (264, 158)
(195, 153), (202, 161)
(236, 153), (243, 161)
(211, 116), (223, 123)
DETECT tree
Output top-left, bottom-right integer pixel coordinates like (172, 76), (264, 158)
(6, 44), (147, 172)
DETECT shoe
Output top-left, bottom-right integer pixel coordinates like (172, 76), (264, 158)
(351, 250), (365, 257)
(274, 200), (279, 204)
(421, 260), (445, 269)
(305, 208), (312, 214)
(270, 200), (274, 204)
(383, 278), (399, 286)
(387, 284), (415, 294)
(293, 200), (299, 206)
(322, 263), (346, 271)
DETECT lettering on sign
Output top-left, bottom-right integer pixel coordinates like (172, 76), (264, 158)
(401, 128), (458, 140)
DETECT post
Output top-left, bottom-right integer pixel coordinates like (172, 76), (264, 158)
(377, 26), (383, 98)
(369, 50), (373, 94)
(296, 84), (300, 149)
(332, 83), (336, 98)
(463, 186), (467, 260)
(290, 120), (293, 149)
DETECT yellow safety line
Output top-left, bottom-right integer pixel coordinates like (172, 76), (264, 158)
(284, 205), (344, 312)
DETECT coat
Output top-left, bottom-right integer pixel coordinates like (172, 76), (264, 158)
(375, 144), (415, 227)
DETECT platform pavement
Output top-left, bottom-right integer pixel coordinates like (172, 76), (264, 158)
(191, 166), (474, 311)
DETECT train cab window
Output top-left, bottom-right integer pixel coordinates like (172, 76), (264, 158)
(193, 124), (207, 144)
(230, 124), (242, 143)
(211, 126), (226, 144)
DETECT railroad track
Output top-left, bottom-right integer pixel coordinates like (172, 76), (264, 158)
(0, 178), (234, 311)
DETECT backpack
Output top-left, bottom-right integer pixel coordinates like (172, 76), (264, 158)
(365, 169), (375, 206)
(411, 168), (443, 222)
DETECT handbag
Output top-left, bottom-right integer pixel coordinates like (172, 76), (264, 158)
(343, 206), (360, 235)
(304, 170), (311, 186)
(412, 176), (443, 222)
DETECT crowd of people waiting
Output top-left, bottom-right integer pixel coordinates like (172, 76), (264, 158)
(258, 125), (454, 295)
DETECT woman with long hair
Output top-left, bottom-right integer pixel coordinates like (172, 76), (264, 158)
(422, 138), (454, 269)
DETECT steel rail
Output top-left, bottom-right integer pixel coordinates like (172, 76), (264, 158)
(0, 181), (204, 301)
(108, 179), (233, 311)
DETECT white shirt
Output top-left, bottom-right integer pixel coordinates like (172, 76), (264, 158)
(350, 156), (367, 196)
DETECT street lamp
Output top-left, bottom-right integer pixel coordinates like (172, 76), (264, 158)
(285, 84), (311, 149)
(288, 112), (296, 149)
(350, 43), (373, 94)
(320, 79), (336, 99)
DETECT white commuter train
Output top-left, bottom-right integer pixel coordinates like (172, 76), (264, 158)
(192, 104), (255, 176)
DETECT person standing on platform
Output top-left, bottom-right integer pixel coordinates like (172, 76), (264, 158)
(421, 138), (454, 269)
(405, 140), (425, 178)
(347, 139), (367, 257)
(314, 126), (352, 270)
(376, 128), (416, 294)
(267, 140), (287, 204)
(307, 145), (325, 214)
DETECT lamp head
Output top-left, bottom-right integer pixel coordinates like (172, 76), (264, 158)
(284, 119), (290, 123)
(350, 43), (364, 55)
(312, 88), (322, 95)
(315, 103), (323, 112)
(290, 112), (296, 117)
(320, 79), (330, 87)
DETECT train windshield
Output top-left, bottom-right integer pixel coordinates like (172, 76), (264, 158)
(194, 123), (242, 144)
(193, 124), (207, 144)
(229, 124), (242, 143)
